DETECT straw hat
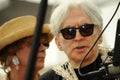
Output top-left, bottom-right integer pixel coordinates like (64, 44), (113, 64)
(0, 15), (53, 50)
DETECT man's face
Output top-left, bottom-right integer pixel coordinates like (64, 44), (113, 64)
(55, 7), (102, 68)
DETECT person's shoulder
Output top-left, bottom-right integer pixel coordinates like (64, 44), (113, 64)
(39, 69), (62, 80)
(42, 69), (55, 77)
(39, 62), (69, 80)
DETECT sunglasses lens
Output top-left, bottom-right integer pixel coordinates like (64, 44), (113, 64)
(80, 24), (94, 37)
(60, 27), (76, 39)
(43, 43), (49, 48)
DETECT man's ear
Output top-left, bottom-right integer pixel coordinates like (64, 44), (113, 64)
(55, 37), (63, 51)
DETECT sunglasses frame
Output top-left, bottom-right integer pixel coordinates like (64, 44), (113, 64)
(60, 24), (95, 40)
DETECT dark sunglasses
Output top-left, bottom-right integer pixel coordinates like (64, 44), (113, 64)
(24, 38), (49, 48)
(42, 43), (49, 48)
(60, 24), (95, 40)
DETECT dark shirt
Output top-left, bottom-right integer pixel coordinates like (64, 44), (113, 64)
(39, 55), (115, 80)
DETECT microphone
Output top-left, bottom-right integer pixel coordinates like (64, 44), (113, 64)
(107, 64), (120, 78)
(84, 64), (120, 78)
(107, 18), (120, 78)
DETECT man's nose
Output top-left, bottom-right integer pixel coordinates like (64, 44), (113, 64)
(74, 30), (84, 40)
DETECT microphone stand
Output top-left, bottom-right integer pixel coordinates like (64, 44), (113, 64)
(24, 0), (48, 80)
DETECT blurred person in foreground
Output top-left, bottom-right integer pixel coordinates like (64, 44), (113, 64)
(0, 15), (53, 80)
(39, 0), (115, 80)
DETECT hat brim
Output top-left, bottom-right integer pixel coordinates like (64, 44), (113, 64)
(0, 15), (53, 50)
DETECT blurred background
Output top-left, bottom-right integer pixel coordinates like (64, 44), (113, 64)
(0, 0), (120, 74)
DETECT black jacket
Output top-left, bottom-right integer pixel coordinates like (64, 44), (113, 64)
(39, 55), (115, 80)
